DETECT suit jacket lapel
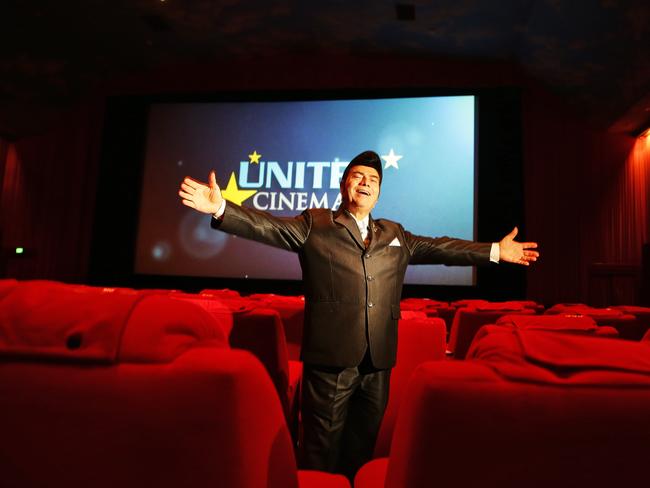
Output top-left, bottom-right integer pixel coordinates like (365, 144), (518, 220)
(333, 208), (365, 250)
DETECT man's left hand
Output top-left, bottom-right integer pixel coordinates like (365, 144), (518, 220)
(498, 227), (539, 266)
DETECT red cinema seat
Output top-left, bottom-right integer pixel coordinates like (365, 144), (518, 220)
(611, 305), (650, 340)
(495, 314), (619, 337)
(248, 293), (305, 360)
(447, 307), (535, 359)
(450, 298), (490, 308)
(544, 304), (637, 339)
(356, 330), (650, 488)
(172, 292), (236, 336)
(200, 287), (242, 298)
(0, 281), (228, 363)
(399, 310), (429, 319)
(401, 298), (454, 329)
(430, 304), (455, 328)
(505, 300), (544, 312)
(475, 300), (542, 312)
(452, 299), (542, 311)
(643, 328), (650, 341)
(229, 307), (301, 422)
(400, 297), (445, 306)
(373, 317), (446, 458)
(543, 302), (590, 314)
(174, 293), (301, 423)
(0, 282), (347, 488)
(400, 298), (448, 311)
(215, 296), (261, 313)
(0, 278), (18, 298)
(448, 300), (543, 332)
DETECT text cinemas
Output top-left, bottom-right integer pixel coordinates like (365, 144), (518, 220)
(253, 191), (342, 211)
(240, 160), (347, 211)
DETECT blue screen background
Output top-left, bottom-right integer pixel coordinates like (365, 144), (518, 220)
(136, 96), (476, 285)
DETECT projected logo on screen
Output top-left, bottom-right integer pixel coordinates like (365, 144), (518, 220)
(221, 149), (403, 212)
(137, 96), (476, 284)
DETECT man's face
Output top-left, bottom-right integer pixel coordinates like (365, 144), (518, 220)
(341, 165), (380, 213)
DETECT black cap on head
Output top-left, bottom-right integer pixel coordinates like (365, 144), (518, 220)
(341, 150), (383, 186)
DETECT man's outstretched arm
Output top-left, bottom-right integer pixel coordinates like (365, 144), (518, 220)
(179, 171), (310, 252)
(405, 226), (539, 267)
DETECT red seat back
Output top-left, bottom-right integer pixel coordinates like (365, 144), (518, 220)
(248, 294), (305, 360)
(1, 348), (302, 488)
(373, 317), (446, 457)
(0, 282), (227, 363)
(229, 307), (293, 417)
(382, 332), (650, 487)
(447, 307), (535, 359)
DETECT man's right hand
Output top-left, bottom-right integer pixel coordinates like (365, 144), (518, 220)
(179, 171), (223, 215)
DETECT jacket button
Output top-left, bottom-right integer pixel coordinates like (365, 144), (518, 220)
(367, 275), (374, 281)
(368, 302), (374, 308)
(365, 254), (371, 259)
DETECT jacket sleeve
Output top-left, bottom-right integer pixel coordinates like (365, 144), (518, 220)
(403, 227), (492, 266)
(210, 201), (310, 252)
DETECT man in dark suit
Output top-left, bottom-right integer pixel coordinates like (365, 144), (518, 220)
(179, 150), (539, 478)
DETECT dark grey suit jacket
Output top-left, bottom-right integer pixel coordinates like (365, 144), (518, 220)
(212, 201), (491, 369)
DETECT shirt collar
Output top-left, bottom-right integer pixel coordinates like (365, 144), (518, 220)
(347, 212), (369, 234)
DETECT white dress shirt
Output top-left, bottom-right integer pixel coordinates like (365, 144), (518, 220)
(348, 213), (370, 241)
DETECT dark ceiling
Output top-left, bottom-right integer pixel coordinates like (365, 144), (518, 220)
(2, 0), (649, 138)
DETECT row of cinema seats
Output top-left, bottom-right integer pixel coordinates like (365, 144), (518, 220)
(171, 290), (304, 425)
(400, 297), (650, 358)
(4, 278), (650, 486)
(0, 279), (449, 486)
(355, 319), (650, 487)
(0, 279), (350, 488)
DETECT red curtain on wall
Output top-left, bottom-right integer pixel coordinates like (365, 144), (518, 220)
(0, 138), (7, 180)
(0, 138), (8, 276)
(0, 104), (103, 281)
(1, 140), (38, 278)
(523, 82), (648, 305)
(595, 134), (650, 264)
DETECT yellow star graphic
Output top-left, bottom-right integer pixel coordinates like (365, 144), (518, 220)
(249, 150), (262, 164)
(221, 172), (257, 206)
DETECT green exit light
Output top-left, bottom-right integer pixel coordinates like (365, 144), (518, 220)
(15, 247), (24, 254)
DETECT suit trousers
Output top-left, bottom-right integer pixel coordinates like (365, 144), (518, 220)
(299, 350), (391, 480)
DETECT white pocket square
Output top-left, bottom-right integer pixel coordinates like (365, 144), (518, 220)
(388, 237), (401, 247)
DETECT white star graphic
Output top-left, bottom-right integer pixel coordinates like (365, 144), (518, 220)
(381, 149), (403, 170)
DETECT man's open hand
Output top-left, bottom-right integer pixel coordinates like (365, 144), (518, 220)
(179, 171), (223, 215)
(498, 227), (539, 266)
